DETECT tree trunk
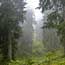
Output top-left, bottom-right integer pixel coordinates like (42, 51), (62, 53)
(63, 5), (65, 21)
(64, 45), (65, 56)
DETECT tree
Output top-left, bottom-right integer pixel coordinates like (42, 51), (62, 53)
(0, 0), (26, 64)
(39, 0), (65, 20)
(39, 0), (65, 56)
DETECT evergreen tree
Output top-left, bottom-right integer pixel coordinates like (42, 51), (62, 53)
(0, 0), (26, 64)
(39, 0), (65, 56)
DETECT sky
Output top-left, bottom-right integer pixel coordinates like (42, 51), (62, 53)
(26, 0), (43, 21)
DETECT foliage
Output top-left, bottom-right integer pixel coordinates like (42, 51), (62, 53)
(43, 12), (65, 55)
(39, 0), (64, 13)
(39, 0), (65, 56)
(7, 49), (65, 65)
(0, 0), (26, 64)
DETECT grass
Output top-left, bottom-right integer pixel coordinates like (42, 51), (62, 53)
(0, 40), (65, 65)
(8, 48), (65, 65)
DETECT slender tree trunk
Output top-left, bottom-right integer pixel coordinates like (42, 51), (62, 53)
(63, 39), (65, 56)
(8, 33), (12, 60)
(1, 35), (10, 65)
(63, 5), (65, 21)
(11, 36), (16, 60)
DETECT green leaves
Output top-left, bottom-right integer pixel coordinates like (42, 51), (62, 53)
(39, 0), (52, 12)
(0, 0), (26, 64)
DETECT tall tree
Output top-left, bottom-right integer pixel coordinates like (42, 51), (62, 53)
(0, 0), (26, 64)
(39, 0), (65, 20)
(39, 0), (65, 55)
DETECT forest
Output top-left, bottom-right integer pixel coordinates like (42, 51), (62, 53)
(0, 0), (65, 65)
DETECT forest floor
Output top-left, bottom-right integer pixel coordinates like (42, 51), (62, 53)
(9, 48), (65, 65)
